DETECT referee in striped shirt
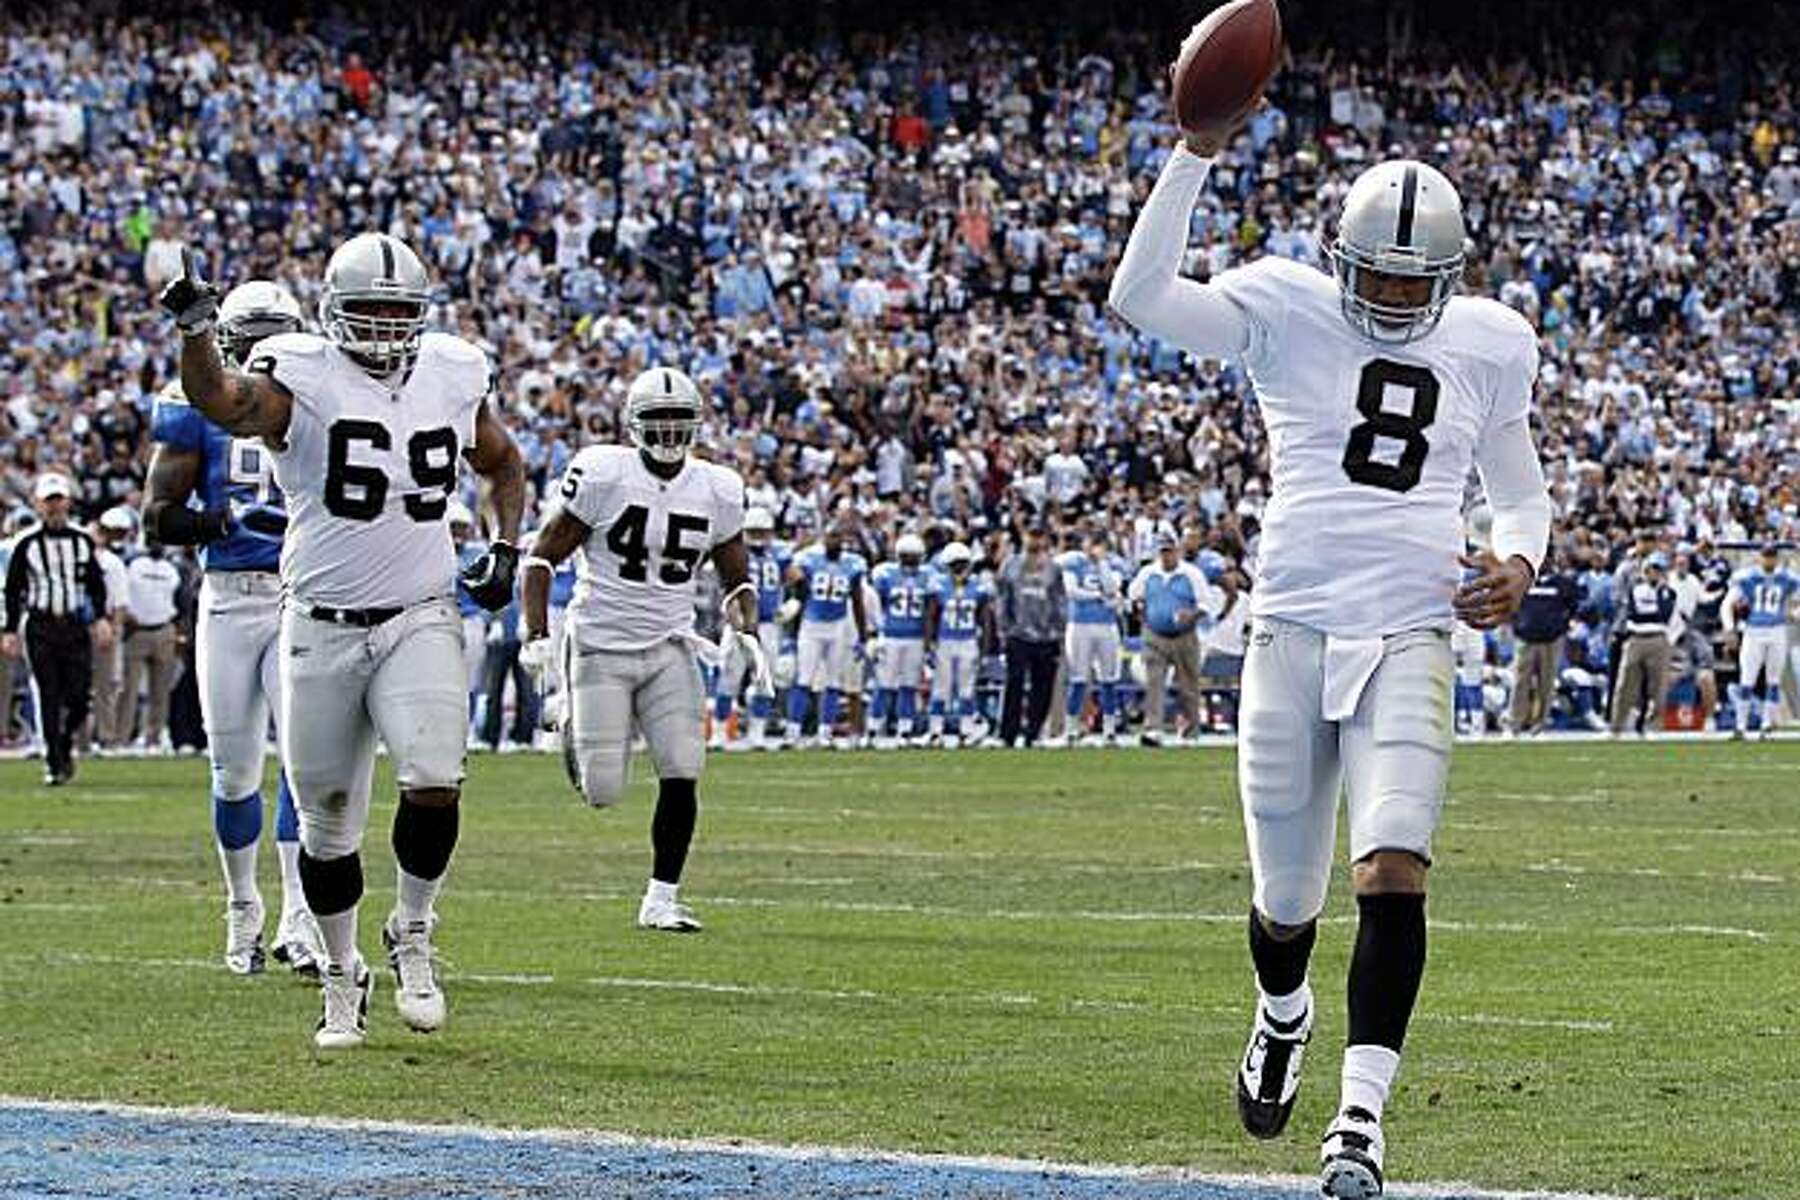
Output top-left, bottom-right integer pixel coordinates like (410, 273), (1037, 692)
(2, 473), (116, 785)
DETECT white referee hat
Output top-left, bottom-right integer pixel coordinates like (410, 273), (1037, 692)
(33, 473), (73, 501)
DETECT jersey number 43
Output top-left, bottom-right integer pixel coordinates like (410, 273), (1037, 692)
(1341, 359), (1439, 495)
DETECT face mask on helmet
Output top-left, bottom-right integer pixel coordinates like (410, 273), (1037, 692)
(1332, 246), (1462, 344)
(327, 296), (429, 374)
(629, 404), (701, 465)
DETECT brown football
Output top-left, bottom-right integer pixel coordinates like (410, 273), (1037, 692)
(1171, 0), (1283, 137)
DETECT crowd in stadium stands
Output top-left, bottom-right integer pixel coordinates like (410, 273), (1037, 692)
(1, 1), (1798, 752)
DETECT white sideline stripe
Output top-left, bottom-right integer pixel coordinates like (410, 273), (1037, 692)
(24, 953), (1613, 1032)
(0, 1094), (1641, 1200)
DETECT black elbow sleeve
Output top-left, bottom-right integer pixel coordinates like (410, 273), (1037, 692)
(145, 503), (230, 546)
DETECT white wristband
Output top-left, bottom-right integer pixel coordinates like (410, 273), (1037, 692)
(522, 555), (554, 574)
(719, 581), (757, 615)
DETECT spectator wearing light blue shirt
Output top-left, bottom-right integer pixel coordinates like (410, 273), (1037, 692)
(1128, 534), (1220, 745)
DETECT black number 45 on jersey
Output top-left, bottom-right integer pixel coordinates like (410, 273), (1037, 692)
(1341, 359), (1439, 494)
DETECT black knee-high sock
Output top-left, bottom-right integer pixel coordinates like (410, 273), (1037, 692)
(1347, 893), (1428, 1051)
(651, 778), (698, 885)
(1248, 908), (1317, 997)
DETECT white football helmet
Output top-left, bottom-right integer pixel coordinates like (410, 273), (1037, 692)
(1330, 160), (1465, 344)
(941, 540), (973, 572)
(744, 506), (775, 545)
(895, 533), (926, 565)
(626, 367), (704, 466)
(446, 500), (476, 538)
(217, 280), (303, 365)
(319, 232), (431, 374)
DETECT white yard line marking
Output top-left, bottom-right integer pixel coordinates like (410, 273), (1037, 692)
(16, 952), (1615, 1034)
(38, 879), (1789, 942)
(1527, 862), (1789, 886)
(0, 1094), (1641, 1200)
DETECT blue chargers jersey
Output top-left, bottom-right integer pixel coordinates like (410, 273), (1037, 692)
(935, 573), (993, 642)
(795, 545), (867, 624)
(872, 562), (935, 639)
(151, 387), (284, 572)
(750, 541), (793, 622)
(1737, 567), (1800, 628)
(1058, 550), (1119, 626)
(549, 556), (577, 609)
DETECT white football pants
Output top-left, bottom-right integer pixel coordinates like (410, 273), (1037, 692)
(1238, 617), (1454, 927)
(1064, 623), (1122, 685)
(280, 598), (467, 860)
(196, 571), (283, 800)
(565, 636), (704, 808)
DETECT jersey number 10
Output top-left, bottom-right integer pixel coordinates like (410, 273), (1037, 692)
(1341, 359), (1439, 495)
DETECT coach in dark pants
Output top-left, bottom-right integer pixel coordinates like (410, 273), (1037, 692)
(998, 524), (1067, 747)
(1, 473), (115, 785)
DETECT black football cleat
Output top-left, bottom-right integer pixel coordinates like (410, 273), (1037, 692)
(1235, 998), (1312, 1139)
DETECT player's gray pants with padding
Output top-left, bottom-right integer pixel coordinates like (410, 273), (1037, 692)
(196, 570), (283, 800)
(566, 637), (704, 808)
(279, 598), (467, 860)
(1238, 617), (1453, 927)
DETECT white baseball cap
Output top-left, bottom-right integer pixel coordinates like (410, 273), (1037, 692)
(33, 473), (73, 501)
(99, 506), (135, 532)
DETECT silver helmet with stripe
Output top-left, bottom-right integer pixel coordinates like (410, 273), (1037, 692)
(625, 367), (704, 465)
(217, 280), (303, 365)
(1330, 160), (1465, 345)
(319, 232), (431, 374)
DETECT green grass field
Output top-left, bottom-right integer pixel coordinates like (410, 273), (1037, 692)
(2, 743), (1796, 1198)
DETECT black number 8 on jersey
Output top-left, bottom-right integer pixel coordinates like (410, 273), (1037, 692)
(1341, 359), (1439, 494)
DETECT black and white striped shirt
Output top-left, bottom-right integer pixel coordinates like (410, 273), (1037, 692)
(3, 525), (108, 629)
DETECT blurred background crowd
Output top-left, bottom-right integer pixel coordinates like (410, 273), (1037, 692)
(2, 0), (1798, 750)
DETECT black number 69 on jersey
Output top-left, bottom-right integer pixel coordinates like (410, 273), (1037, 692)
(324, 419), (459, 521)
(1341, 359), (1439, 494)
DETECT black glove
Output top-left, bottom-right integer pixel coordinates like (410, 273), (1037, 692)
(158, 248), (221, 335)
(460, 540), (519, 612)
(235, 505), (289, 538)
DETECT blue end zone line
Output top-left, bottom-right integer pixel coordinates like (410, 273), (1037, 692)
(0, 1097), (1635, 1200)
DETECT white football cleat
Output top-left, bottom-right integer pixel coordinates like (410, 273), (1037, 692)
(272, 908), (324, 980)
(224, 897), (266, 976)
(314, 959), (374, 1050)
(1320, 1107), (1386, 1198)
(382, 915), (446, 1032)
(638, 894), (703, 932)
(1236, 993), (1313, 1138)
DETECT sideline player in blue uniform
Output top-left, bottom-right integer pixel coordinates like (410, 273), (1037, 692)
(144, 280), (322, 977)
(1058, 532), (1126, 743)
(868, 533), (935, 744)
(925, 540), (994, 745)
(786, 518), (869, 748)
(713, 507), (790, 749)
(1728, 544), (1800, 737)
